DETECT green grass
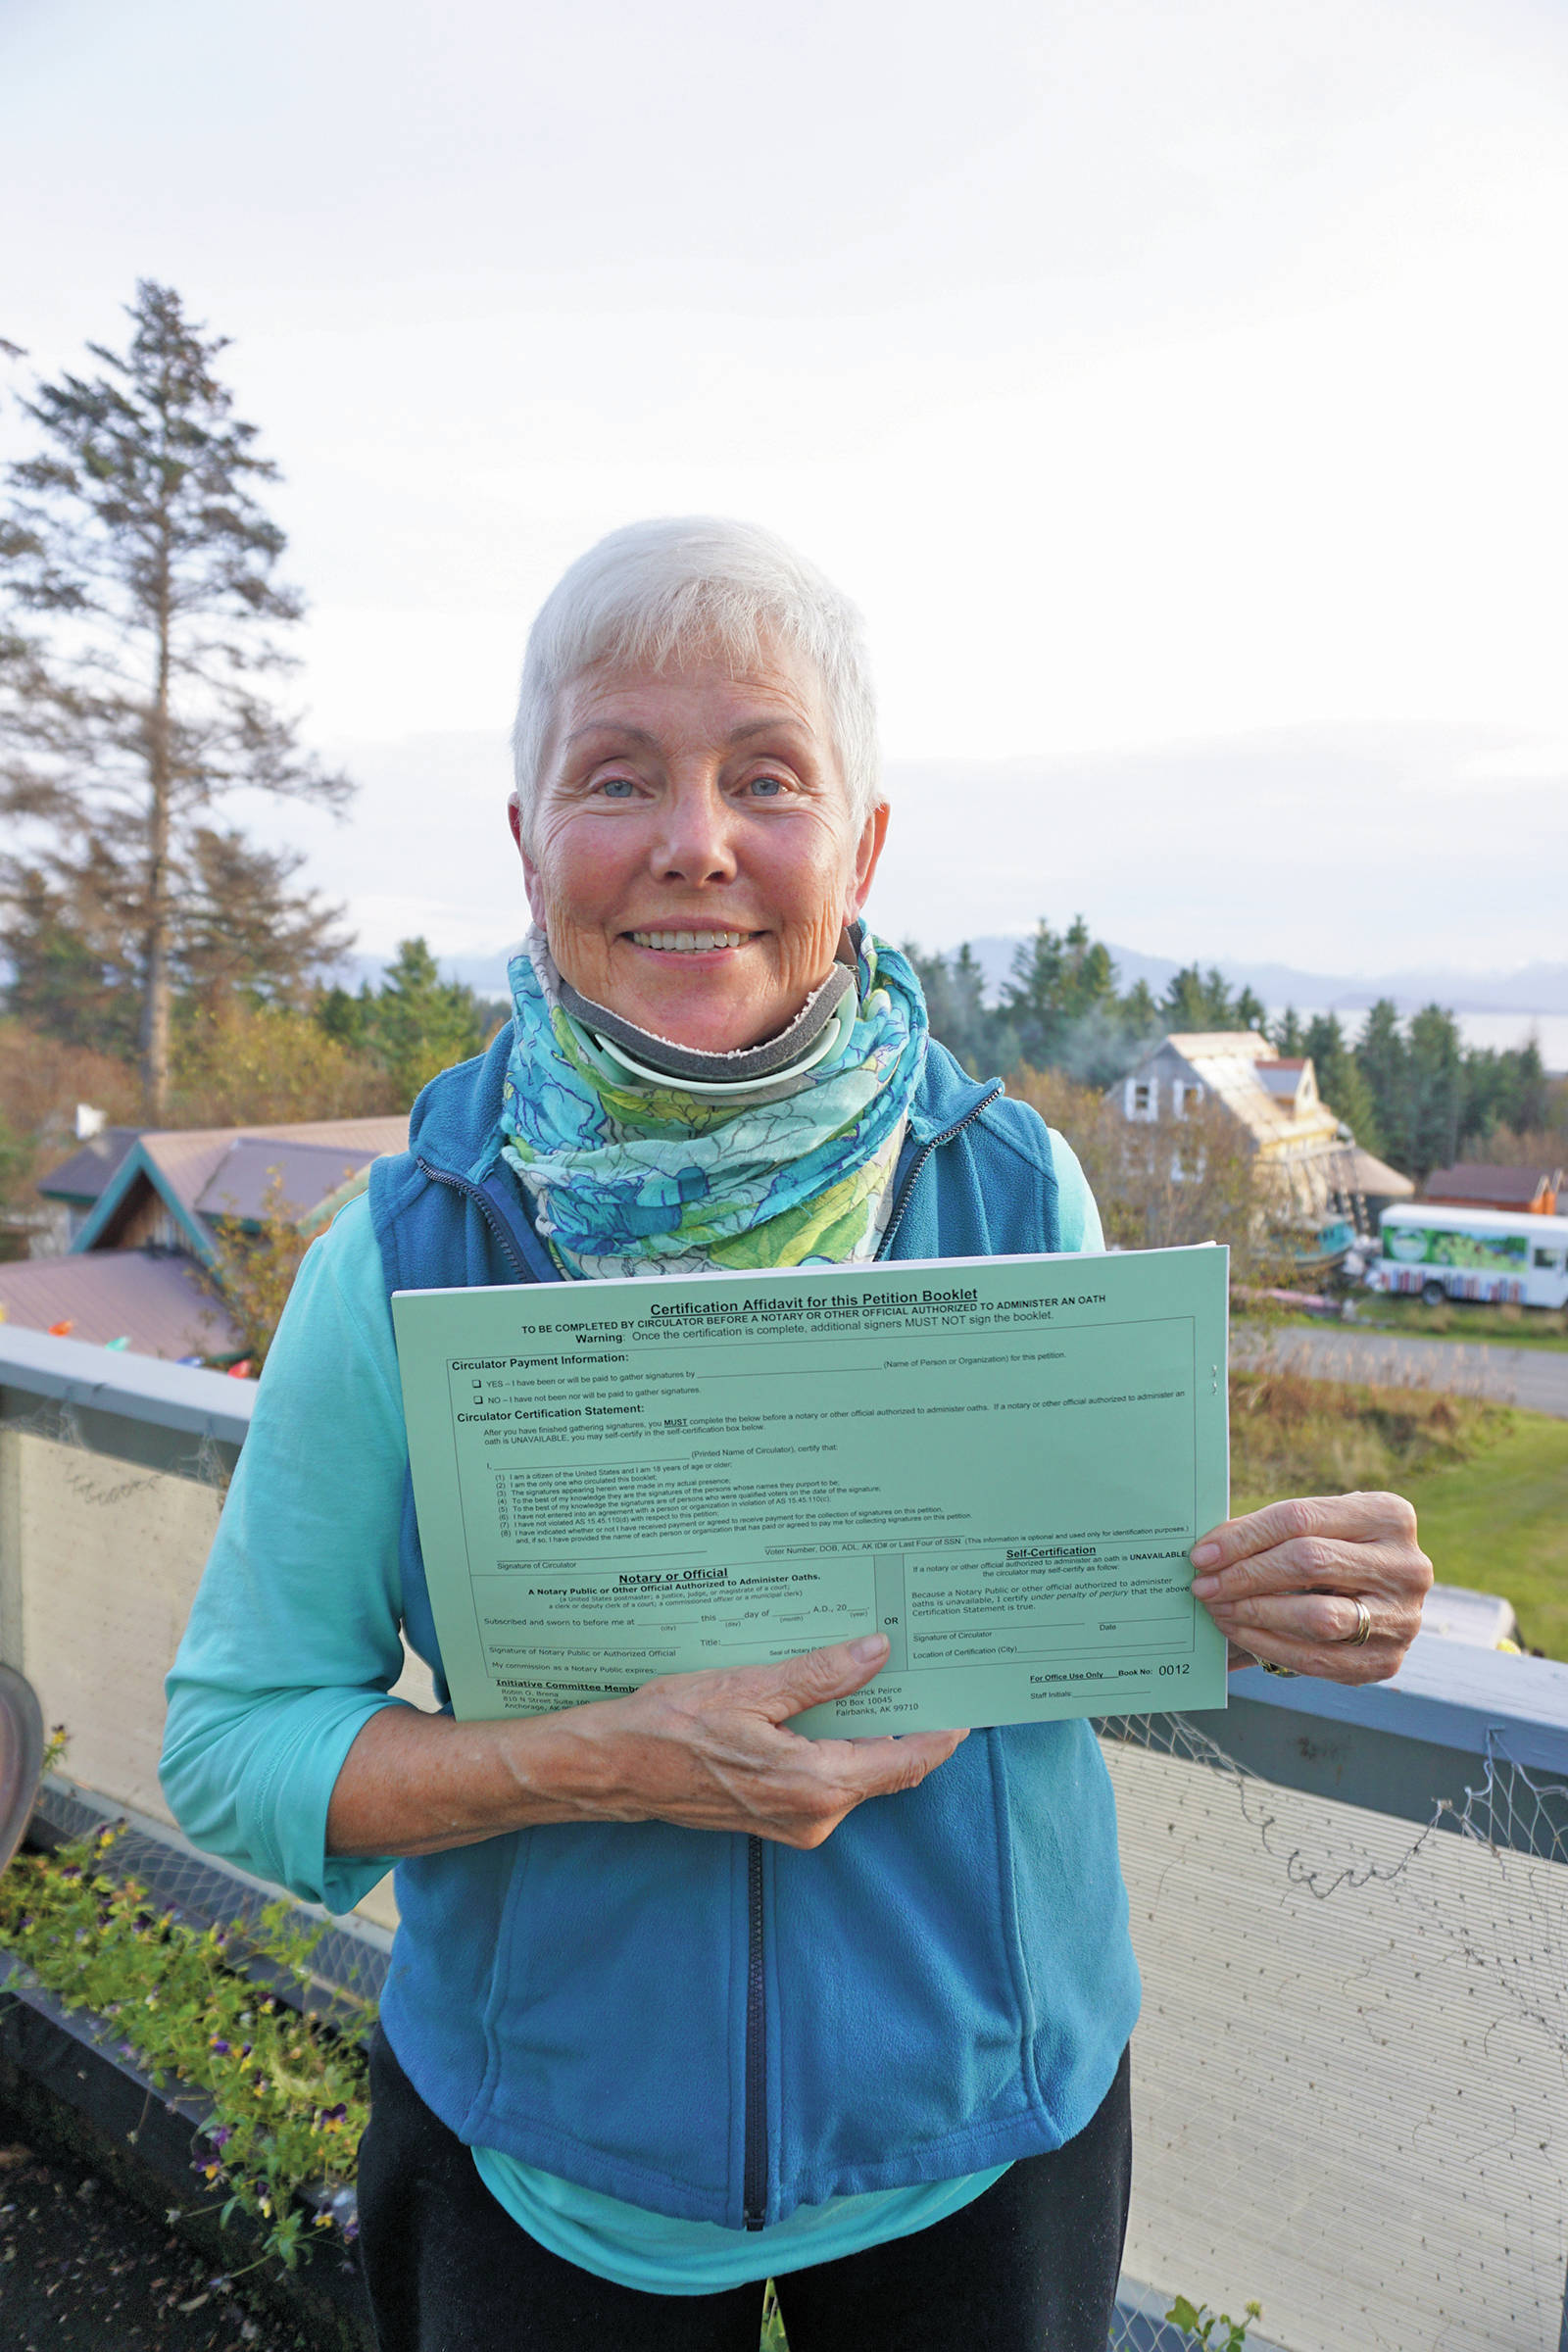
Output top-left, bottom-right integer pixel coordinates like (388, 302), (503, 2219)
(1397, 1410), (1568, 1660)
(1227, 1362), (1568, 1660)
(1229, 1366), (1501, 1510)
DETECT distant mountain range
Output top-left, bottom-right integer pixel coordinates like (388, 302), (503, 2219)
(950, 938), (1568, 1017)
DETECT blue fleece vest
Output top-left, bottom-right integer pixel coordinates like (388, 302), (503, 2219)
(368, 1032), (1141, 2229)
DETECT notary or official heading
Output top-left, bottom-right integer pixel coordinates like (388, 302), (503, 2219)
(393, 1246), (1230, 1735)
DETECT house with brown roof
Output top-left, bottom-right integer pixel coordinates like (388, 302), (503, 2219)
(25, 1123), (141, 1250)
(1110, 1031), (1413, 1262)
(0, 1114), (408, 1362)
(1424, 1163), (1561, 1215)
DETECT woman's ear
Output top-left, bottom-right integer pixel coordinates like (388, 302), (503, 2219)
(510, 795), (548, 928)
(846, 801), (890, 920)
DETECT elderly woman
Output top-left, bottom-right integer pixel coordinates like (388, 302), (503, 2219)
(162, 519), (1432, 2352)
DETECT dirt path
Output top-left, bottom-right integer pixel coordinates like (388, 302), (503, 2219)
(0, 2104), (321, 2352)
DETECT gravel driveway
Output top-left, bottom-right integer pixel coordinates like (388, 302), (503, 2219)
(1232, 1324), (1568, 1419)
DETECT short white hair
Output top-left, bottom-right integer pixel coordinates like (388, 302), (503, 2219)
(511, 517), (881, 841)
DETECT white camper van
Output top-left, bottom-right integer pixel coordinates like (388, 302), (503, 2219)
(1370, 1202), (1568, 1309)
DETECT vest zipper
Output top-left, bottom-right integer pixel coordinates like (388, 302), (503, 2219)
(743, 1835), (767, 2229)
(876, 1082), (1004, 1260)
(740, 1079), (1002, 2231)
(416, 1158), (532, 1282)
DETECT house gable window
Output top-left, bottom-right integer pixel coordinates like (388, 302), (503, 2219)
(1125, 1077), (1158, 1122)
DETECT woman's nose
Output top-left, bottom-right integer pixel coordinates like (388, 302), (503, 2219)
(650, 783), (739, 885)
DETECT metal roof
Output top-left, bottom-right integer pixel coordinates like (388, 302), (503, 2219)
(1425, 1163), (1561, 1209)
(0, 1248), (242, 1359)
(1255, 1059), (1315, 1102)
(34, 1127), (141, 1204)
(143, 1115), (409, 1226)
(193, 1136), (390, 1222)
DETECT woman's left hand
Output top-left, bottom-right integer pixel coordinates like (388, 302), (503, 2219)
(1190, 1492), (1433, 1684)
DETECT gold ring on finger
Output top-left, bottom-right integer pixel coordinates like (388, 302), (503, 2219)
(1345, 1597), (1373, 1647)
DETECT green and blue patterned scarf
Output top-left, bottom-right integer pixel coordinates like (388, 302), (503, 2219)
(498, 926), (928, 1280)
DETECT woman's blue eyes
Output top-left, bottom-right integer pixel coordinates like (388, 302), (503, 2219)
(593, 774), (789, 800)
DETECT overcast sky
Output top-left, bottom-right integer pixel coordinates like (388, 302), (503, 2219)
(5, 0), (1566, 977)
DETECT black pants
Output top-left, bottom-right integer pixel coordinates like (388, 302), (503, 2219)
(357, 2028), (1132, 2352)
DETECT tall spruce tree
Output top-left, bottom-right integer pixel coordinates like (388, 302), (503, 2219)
(1404, 1004), (1465, 1178)
(1354, 1000), (1411, 1170)
(318, 938), (490, 1105)
(1461, 1037), (1548, 1146)
(0, 282), (351, 1117)
(1161, 964), (1238, 1030)
(1001, 919), (1070, 1067)
(1000, 915), (1124, 1067)
(1302, 1010), (1384, 1156)
(903, 940), (991, 1076)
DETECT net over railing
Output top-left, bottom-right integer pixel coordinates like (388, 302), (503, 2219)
(4, 1353), (1566, 2352)
(1097, 1708), (1568, 2352)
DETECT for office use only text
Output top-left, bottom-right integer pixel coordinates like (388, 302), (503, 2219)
(392, 1245), (1230, 1735)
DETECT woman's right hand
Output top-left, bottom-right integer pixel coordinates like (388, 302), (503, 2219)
(326, 1632), (969, 1859)
(534, 1632), (968, 1847)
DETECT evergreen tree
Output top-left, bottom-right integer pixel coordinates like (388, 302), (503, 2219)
(1404, 1004), (1465, 1177)
(1233, 986), (1267, 1033)
(1301, 1010), (1345, 1087)
(904, 940), (991, 1075)
(1303, 1011), (1384, 1155)
(1119, 976), (1159, 1038)
(999, 913), (1129, 1069)
(326, 938), (490, 1105)
(3, 856), (144, 1056)
(1272, 1005), (1305, 1055)
(5, 826), (347, 1048)
(949, 943), (991, 1065)
(0, 281), (352, 1117)
(1509, 1037), (1550, 1137)
(1001, 919), (1069, 1066)
(1461, 1037), (1548, 1147)
(1353, 1000), (1410, 1169)
(174, 828), (349, 1016)
(1161, 964), (1237, 1029)
(1058, 915), (1119, 1023)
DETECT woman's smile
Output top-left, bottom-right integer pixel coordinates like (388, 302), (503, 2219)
(625, 927), (759, 956)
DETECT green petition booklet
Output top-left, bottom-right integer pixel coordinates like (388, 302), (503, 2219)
(392, 1244), (1230, 1736)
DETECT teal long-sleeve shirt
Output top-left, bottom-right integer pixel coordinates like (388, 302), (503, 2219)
(160, 1194), (415, 1914)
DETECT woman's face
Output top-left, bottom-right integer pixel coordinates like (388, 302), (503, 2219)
(513, 644), (887, 1053)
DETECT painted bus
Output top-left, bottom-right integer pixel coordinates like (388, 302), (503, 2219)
(1369, 1203), (1568, 1310)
